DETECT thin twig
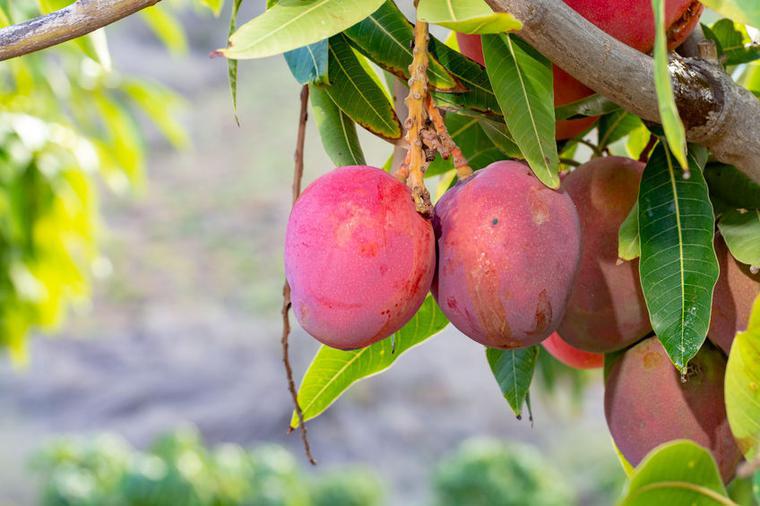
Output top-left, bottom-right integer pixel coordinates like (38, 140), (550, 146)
(282, 85), (316, 465)
(426, 99), (473, 180)
(0, 0), (161, 61)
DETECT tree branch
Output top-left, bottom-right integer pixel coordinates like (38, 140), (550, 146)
(0, 0), (161, 61)
(485, 0), (760, 184)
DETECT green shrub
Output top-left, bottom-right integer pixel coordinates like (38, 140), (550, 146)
(432, 438), (575, 506)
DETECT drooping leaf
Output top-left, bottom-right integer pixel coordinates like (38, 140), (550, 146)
(486, 346), (539, 418)
(227, 0), (244, 124)
(479, 119), (521, 159)
(140, 5), (188, 56)
(651, 0), (688, 170)
(222, 0), (385, 59)
(718, 209), (760, 268)
(291, 296), (449, 427)
(417, 0), (521, 34)
(199, 0), (224, 16)
(343, 1), (461, 91)
(619, 440), (730, 506)
(121, 79), (189, 149)
(555, 94), (620, 121)
(638, 143), (718, 371)
(426, 113), (511, 177)
(725, 295), (760, 461)
(482, 33), (559, 188)
(309, 85), (366, 166)
(619, 202), (641, 261)
(698, 0), (760, 30)
(705, 163), (760, 211)
(321, 34), (402, 141)
(284, 39), (329, 85)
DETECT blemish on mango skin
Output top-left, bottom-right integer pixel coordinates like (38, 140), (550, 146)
(528, 187), (550, 225)
(527, 289), (552, 336)
(642, 351), (661, 369)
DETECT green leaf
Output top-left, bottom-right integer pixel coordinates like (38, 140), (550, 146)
(479, 119), (522, 159)
(343, 1), (461, 92)
(121, 79), (189, 149)
(698, 0), (760, 30)
(619, 440), (731, 506)
(651, 0), (688, 170)
(227, 0), (244, 124)
(426, 113), (511, 177)
(140, 5), (188, 56)
(638, 143), (718, 371)
(284, 40), (329, 85)
(309, 85), (366, 166)
(290, 296), (449, 427)
(485, 346), (539, 418)
(482, 34), (559, 188)
(705, 163), (760, 211)
(718, 209), (760, 268)
(222, 0), (385, 59)
(599, 112), (644, 151)
(417, 0), (521, 34)
(703, 20), (760, 66)
(555, 94), (620, 121)
(322, 34), (402, 141)
(725, 295), (760, 460)
(200, 0), (224, 16)
(619, 201), (641, 261)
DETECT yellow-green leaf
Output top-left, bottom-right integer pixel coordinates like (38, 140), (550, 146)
(222, 0), (385, 59)
(417, 0), (521, 34)
(699, 0), (760, 29)
(725, 295), (760, 460)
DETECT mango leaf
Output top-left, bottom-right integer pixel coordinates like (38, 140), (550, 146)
(426, 113), (510, 177)
(344, 1), (461, 91)
(718, 209), (760, 268)
(619, 202), (641, 261)
(486, 346), (539, 418)
(309, 85), (366, 166)
(321, 34), (402, 141)
(698, 0), (760, 30)
(599, 112), (644, 151)
(290, 296), (449, 427)
(703, 19), (760, 66)
(417, 0), (521, 34)
(651, 0), (688, 170)
(619, 440), (730, 506)
(222, 0), (384, 59)
(482, 33), (559, 188)
(755, 473), (759, 503)
(121, 79), (188, 149)
(227, 0), (244, 124)
(555, 94), (620, 121)
(284, 39), (329, 85)
(726, 295), (760, 460)
(430, 37), (501, 115)
(638, 144), (717, 371)
(140, 5), (188, 56)
(479, 119), (521, 159)
(705, 163), (760, 211)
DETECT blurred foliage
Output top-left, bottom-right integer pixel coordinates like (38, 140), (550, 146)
(33, 427), (384, 506)
(432, 438), (575, 506)
(0, 0), (227, 361)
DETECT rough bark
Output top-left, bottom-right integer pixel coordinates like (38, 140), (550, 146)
(0, 0), (161, 61)
(485, 0), (760, 183)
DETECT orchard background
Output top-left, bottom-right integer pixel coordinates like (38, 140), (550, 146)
(0, 0), (757, 505)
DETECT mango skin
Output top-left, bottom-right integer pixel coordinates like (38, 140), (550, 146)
(604, 337), (741, 482)
(285, 166), (435, 350)
(542, 332), (604, 369)
(708, 239), (760, 354)
(456, 0), (702, 140)
(433, 161), (581, 349)
(558, 157), (652, 353)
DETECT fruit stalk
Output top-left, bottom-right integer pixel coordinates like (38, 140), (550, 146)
(425, 99), (473, 180)
(281, 85), (317, 465)
(398, 4), (434, 217)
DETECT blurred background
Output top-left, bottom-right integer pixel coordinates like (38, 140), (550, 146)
(0, 1), (626, 504)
